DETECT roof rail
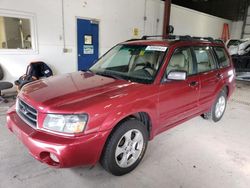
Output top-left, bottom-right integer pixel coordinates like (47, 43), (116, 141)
(141, 35), (163, 40)
(125, 38), (143, 42)
(168, 35), (192, 40)
(141, 35), (192, 40)
(192, 36), (214, 42)
(214, 39), (224, 44)
(140, 35), (215, 42)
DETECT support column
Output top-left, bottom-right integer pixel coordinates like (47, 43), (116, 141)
(163, 0), (172, 38)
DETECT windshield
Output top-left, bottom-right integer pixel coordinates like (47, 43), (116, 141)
(89, 44), (167, 84)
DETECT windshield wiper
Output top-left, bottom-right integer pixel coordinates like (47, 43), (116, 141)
(81, 69), (94, 73)
(95, 71), (124, 80)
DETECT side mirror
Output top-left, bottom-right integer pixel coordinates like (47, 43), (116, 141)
(167, 71), (187, 81)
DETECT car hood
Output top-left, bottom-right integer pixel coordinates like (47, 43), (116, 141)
(19, 71), (140, 113)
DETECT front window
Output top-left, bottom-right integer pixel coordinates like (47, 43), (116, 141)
(90, 44), (167, 84)
(165, 47), (194, 77)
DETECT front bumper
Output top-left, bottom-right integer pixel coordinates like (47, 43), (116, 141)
(6, 106), (110, 168)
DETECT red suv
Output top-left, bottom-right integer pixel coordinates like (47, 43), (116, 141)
(7, 36), (235, 176)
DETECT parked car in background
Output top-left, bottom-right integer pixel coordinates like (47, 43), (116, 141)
(226, 38), (250, 56)
(7, 35), (235, 176)
(226, 39), (242, 48)
(214, 39), (225, 45)
(227, 38), (250, 79)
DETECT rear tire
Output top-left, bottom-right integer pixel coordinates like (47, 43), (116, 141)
(100, 119), (148, 176)
(202, 90), (227, 122)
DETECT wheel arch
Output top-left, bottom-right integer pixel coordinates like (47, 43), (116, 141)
(223, 85), (229, 97)
(98, 111), (154, 164)
(100, 111), (154, 140)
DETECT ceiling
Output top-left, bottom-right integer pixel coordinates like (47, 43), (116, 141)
(167, 0), (250, 21)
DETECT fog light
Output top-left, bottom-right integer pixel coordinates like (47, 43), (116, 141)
(50, 153), (59, 163)
(6, 115), (10, 122)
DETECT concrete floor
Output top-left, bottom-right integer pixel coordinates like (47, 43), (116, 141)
(0, 81), (250, 188)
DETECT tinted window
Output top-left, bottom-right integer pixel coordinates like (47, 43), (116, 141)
(214, 47), (230, 68)
(166, 48), (194, 76)
(194, 47), (216, 73)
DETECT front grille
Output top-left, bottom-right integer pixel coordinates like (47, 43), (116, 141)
(16, 98), (37, 128)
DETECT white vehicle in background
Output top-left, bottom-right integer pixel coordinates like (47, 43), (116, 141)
(227, 39), (250, 56)
(228, 38), (250, 82)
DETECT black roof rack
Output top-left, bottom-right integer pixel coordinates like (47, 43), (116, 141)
(214, 39), (225, 44)
(141, 35), (192, 40)
(125, 38), (143, 42)
(125, 35), (225, 44)
(139, 35), (215, 42)
(192, 36), (214, 42)
(141, 35), (164, 40)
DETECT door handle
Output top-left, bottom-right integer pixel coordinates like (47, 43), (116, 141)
(216, 73), (223, 79)
(189, 81), (199, 87)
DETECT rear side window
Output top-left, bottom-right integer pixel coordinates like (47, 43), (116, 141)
(194, 47), (216, 73)
(214, 47), (230, 68)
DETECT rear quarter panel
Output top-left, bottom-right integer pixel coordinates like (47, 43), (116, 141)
(213, 45), (236, 99)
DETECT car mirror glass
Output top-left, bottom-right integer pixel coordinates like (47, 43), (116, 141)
(167, 71), (187, 81)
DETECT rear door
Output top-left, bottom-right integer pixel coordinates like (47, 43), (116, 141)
(193, 46), (221, 110)
(158, 47), (200, 127)
(213, 46), (234, 82)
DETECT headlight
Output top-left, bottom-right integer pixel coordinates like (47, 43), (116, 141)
(43, 114), (88, 134)
(16, 98), (19, 111)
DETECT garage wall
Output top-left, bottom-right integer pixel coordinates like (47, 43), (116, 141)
(170, 5), (232, 38)
(231, 21), (243, 39)
(242, 6), (250, 39)
(0, 0), (148, 89)
(0, 0), (232, 91)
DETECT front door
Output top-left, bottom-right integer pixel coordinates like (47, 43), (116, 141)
(158, 47), (200, 128)
(77, 18), (99, 70)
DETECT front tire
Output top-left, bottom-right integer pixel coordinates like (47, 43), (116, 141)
(101, 119), (148, 176)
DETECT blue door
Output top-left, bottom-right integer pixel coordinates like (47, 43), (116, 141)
(77, 18), (99, 70)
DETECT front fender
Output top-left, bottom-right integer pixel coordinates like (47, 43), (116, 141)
(98, 97), (159, 140)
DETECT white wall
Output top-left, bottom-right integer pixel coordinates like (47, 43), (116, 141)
(231, 21), (243, 39)
(243, 6), (250, 39)
(170, 4), (232, 38)
(144, 0), (164, 35)
(0, 0), (233, 93)
(0, 0), (147, 92)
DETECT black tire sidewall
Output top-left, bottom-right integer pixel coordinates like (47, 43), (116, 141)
(101, 119), (148, 176)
